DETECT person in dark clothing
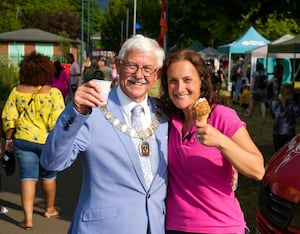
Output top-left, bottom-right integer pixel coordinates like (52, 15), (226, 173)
(246, 62), (268, 118)
(271, 83), (300, 151)
(266, 63), (284, 105)
(82, 59), (104, 83)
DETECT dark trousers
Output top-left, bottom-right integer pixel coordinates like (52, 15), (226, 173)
(273, 134), (295, 152)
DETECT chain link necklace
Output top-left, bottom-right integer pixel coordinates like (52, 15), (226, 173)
(99, 105), (162, 156)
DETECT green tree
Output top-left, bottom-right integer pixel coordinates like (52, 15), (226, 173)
(166, 0), (300, 49)
(0, 2), (21, 32)
(100, 0), (161, 52)
(0, 0), (102, 42)
(1, 0), (300, 53)
(58, 31), (72, 57)
(0, 55), (19, 99)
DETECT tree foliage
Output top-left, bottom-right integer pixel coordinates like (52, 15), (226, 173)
(0, 0), (102, 41)
(100, 0), (161, 52)
(99, 0), (300, 52)
(166, 0), (300, 49)
(1, 0), (300, 54)
(0, 1), (21, 32)
(0, 55), (19, 98)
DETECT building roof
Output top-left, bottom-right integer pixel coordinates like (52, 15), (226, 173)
(0, 28), (77, 43)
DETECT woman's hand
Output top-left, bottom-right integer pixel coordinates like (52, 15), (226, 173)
(5, 139), (14, 153)
(195, 122), (223, 147)
(197, 121), (265, 181)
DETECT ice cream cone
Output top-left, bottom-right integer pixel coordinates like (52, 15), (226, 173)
(192, 97), (211, 122)
(197, 114), (209, 123)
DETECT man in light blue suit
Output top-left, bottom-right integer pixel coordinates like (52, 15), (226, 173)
(41, 35), (168, 234)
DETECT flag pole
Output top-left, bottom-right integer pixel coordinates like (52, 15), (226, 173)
(158, 0), (168, 51)
(133, 0), (137, 35)
(163, 0), (167, 51)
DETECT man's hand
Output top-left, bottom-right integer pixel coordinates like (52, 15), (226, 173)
(73, 80), (106, 114)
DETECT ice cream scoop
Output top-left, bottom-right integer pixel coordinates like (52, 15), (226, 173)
(192, 97), (211, 123)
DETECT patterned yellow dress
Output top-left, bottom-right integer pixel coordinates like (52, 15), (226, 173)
(2, 87), (65, 144)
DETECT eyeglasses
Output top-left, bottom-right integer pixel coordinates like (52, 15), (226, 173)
(120, 60), (158, 77)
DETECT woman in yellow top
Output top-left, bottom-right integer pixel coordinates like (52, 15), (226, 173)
(2, 52), (65, 230)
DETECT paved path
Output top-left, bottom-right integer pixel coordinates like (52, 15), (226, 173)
(0, 157), (82, 234)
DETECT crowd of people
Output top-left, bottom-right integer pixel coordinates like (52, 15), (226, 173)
(51, 54), (118, 102)
(0, 33), (299, 233)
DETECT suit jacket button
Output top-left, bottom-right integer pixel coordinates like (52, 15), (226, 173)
(64, 124), (69, 130)
(68, 117), (74, 124)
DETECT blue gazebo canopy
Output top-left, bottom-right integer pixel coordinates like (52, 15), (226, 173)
(217, 26), (270, 54)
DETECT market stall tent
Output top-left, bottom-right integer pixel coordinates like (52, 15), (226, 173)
(267, 33), (300, 83)
(247, 34), (294, 82)
(188, 40), (205, 52)
(217, 26), (270, 88)
(217, 26), (270, 54)
(198, 47), (228, 76)
(199, 47), (227, 60)
(268, 33), (300, 57)
(249, 34), (294, 58)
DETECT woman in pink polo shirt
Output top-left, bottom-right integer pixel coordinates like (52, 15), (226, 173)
(160, 49), (265, 234)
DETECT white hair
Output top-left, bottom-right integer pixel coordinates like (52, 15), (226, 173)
(117, 34), (165, 68)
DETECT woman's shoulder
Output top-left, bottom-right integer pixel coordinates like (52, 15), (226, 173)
(210, 104), (245, 136)
(16, 85), (36, 93)
(9, 86), (17, 93)
(38, 85), (61, 96)
(49, 86), (63, 95)
(39, 85), (51, 93)
(210, 104), (243, 124)
(212, 104), (235, 114)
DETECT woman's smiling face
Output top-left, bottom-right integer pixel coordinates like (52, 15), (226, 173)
(167, 60), (202, 111)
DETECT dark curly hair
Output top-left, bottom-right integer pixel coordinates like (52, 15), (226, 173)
(19, 51), (54, 86)
(160, 49), (229, 119)
(53, 60), (64, 79)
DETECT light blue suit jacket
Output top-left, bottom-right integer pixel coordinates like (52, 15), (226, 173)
(41, 87), (168, 234)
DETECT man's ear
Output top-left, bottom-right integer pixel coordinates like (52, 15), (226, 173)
(115, 58), (122, 74)
(155, 68), (163, 81)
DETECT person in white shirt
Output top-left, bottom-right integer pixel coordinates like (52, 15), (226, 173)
(66, 53), (81, 99)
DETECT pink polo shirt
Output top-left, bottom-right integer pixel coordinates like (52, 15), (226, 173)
(166, 104), (247, 233)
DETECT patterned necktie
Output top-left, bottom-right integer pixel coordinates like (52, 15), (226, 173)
(131, 104), (153, 188)
(131, 104), (143, 130)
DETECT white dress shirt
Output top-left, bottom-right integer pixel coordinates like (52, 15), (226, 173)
(117, 86), (159, 188)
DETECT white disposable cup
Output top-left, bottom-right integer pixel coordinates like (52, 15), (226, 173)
(92, 79), (111, 104)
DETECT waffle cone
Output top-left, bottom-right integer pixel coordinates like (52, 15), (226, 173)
(197, 114), (209, 123)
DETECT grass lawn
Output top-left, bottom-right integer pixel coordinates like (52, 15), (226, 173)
(231, 100), (300, 232)
(233, 102), (274, 232)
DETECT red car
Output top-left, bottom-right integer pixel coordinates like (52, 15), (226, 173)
(256, 134), (300, 233)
